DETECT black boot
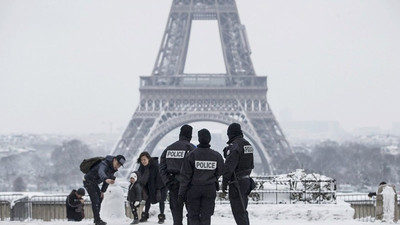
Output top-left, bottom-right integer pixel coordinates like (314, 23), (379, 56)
(140, 212), (148, 222)
(95, 220), (107, 225)
(158, 214), (165, 224)
(131, 211), (139, 224)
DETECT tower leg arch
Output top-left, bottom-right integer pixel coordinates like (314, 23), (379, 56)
(117, 112), (273, 178)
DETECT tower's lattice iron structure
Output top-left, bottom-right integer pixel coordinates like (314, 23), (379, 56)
(112, 0), (299, 178)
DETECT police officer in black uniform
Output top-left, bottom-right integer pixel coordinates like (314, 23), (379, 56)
(159, 124), (196, 225)
(179, 128), (224, 225)
(222, 123), (254, 225)
(83, 155), (126, 225)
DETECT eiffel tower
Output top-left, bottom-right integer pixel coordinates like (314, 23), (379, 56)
(112, 0), (299, 178)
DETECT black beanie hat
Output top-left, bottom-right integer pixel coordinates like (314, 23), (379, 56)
(180, 124), (193, 139)
(198, 129), (211, 147)
(227, 123), (243, 140)
(77, 188), (85, 196)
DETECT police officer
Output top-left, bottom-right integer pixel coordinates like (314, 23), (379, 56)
(179, 129), (224, 225)
(222, 123), (254, 225)
(83, 155), (126, 225)
(159, 124), (196, 225)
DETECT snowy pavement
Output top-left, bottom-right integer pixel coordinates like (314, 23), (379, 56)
(0, 219), (371, 225)
(0, 201), (376, 225)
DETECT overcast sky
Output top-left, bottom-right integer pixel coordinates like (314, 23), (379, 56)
(0, 0), (399, 135)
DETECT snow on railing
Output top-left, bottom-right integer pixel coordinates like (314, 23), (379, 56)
(216, 176), (336, 204)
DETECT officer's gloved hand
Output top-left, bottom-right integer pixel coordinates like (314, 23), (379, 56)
(134, 201), (140, 207)
(167, 174), (178, 189)
(215, 181), (220, 191)
(178, 194), (186, 203)
(223, 146), (229, 159)
(167, 173), (175, 181)
(222, 180), (228, 194)
(178, 191), (187, 203)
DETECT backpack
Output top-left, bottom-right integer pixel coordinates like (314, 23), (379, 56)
(80, 157), (105, 174)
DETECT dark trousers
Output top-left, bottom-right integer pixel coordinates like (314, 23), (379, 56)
(228, 178), (251, 225)
(129, 202), (139, 220)
(83, 181), (103, 222)
(187, 184), (216, 225)
(169, 185), (184, 225)
(144, 197), (165, 215)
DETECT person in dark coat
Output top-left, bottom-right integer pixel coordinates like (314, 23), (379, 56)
(179, 129), (224, 225)
(66, 188), (85, 221)
(137, 152), (167, 224)
(83, 155), (126, 225)
(127, 171), (142, 224)
(159, 124), (196, 225)
(222, 123), (254, 225)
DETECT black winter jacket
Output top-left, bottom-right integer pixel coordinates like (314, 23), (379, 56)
(223, 135), (254, 183)
(84, 155), (118, 192)
(179, 147), (224, 195)
(127, 171), (142, 203)
(66, 190), (84, 221)
(159, 136), (196, 187)
(138, 157), (166, 204)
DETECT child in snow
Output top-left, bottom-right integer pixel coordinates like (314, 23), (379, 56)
(127, 171), (142, 224)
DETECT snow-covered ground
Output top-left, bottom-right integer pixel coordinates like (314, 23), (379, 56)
(1, 200), (372, 225)
(1, 184), (378, 225)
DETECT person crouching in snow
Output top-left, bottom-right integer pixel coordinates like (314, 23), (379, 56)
(128, 171), (142, 224)
(66, 188), (86, 221)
